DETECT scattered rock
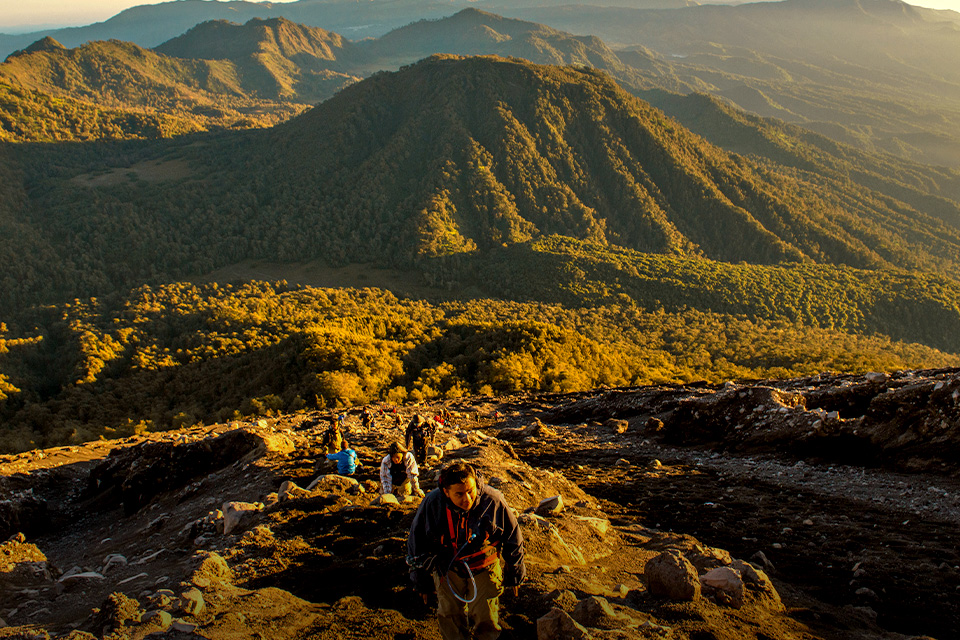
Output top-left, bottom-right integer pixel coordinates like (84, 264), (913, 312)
(604, 419), (629, 434)
(222, 501), (263, 535)
(536, 495), (564, 516)
(571, 595), (632, 629)
(537, 607), (592, 640)
(191, 552), (232, 587)
(306, 474), (360, 494)
(751, 551), (775, 572)
(700, 566), (745, 608)
(180, 587), (205, 615)
(88, 592), (143, 635)
(278, 480), (313, 501)
(140, 608), (173, 628)
(547, 589), (579, 612)
(171, 618), (199, 632)
(686, 545), (733, 573)
(58, 571), (105, 584)
(101, 554), (127, 574)
(731, 559), (782, 610)
(373, 494), (399, 506)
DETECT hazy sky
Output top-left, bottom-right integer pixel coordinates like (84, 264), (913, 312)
(1, 0), (958, 31)
(0, 0), (297, 31)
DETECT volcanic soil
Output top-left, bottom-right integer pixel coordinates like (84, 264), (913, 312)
(1, 368), (959, 640)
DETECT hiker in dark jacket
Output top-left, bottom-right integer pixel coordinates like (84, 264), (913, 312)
(405, 414), (437, 465)
(407, 461), (525, 640)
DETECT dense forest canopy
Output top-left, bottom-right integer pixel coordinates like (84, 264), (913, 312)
(1, 281), (956, 453)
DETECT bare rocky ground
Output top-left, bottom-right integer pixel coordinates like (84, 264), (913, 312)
(1, 367), (959, 640)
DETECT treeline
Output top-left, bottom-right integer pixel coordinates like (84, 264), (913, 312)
(0, 281), (957, 452)
(0, 82), (208, 142)
(454, 236), (960, 353)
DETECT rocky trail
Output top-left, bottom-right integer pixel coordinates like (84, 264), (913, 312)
(1, 368), (959, 640)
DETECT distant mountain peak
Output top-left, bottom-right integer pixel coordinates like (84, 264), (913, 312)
(772, 0), (925, 21)
(155, 16), (349, 62)
(4, 36), (66, 62)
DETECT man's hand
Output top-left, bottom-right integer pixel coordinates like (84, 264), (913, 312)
(504, 586), (519, 598)
(416, 488), (426, 498)
(421, 592), (429, 604)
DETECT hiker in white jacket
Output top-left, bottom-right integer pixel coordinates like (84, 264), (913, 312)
(380, 442), (425, 498)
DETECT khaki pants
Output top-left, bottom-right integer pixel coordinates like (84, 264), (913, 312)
(391, 479), (412, 498)
(432, 560), (503, 640)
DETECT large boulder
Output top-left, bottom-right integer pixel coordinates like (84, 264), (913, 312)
(644, 550), (701, 601)
(306, 474), (360, 494)
(84, 428), (276, 514)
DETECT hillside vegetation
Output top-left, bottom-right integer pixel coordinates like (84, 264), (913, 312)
(457, 237), (960, 353)
(0, 21), (360, 140)
(1, 281), (956, 452)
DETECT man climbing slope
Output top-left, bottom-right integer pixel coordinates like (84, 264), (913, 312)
(406, 461), (525, 640)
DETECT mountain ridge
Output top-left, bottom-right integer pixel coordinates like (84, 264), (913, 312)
(5, 53), (960, 329)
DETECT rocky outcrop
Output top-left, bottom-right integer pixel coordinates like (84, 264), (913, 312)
(83, 426), (293, 514)
(0, 490), (48, 540)
(543, 368), (960, 475)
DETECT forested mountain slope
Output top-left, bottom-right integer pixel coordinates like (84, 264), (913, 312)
(3, 56), (960, 344)
(266, 55), (960, 273)
(154, 17), (358, 101)
(0, 23), (360, 137)
(352, 8), (636, 75)
(641, 91), (960, 222)
(4, 55), (960, 448)
(509, 0), (960, 166)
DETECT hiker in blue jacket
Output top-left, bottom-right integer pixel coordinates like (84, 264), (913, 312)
(407, 460), (525, 640)
(326, 440), (361, 475)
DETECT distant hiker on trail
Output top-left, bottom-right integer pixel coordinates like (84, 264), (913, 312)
(406, 414), (438, 465)
(362, 407), (375, 430)
(380, 442), (425, 498)
(326, 440), (361, 476)
(320, 420), (343, 455)
(406, 460), (526, 640)
(395, 413), (404, 432)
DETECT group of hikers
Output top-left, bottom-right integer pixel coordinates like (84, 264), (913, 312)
(314, 408), (525, 640)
